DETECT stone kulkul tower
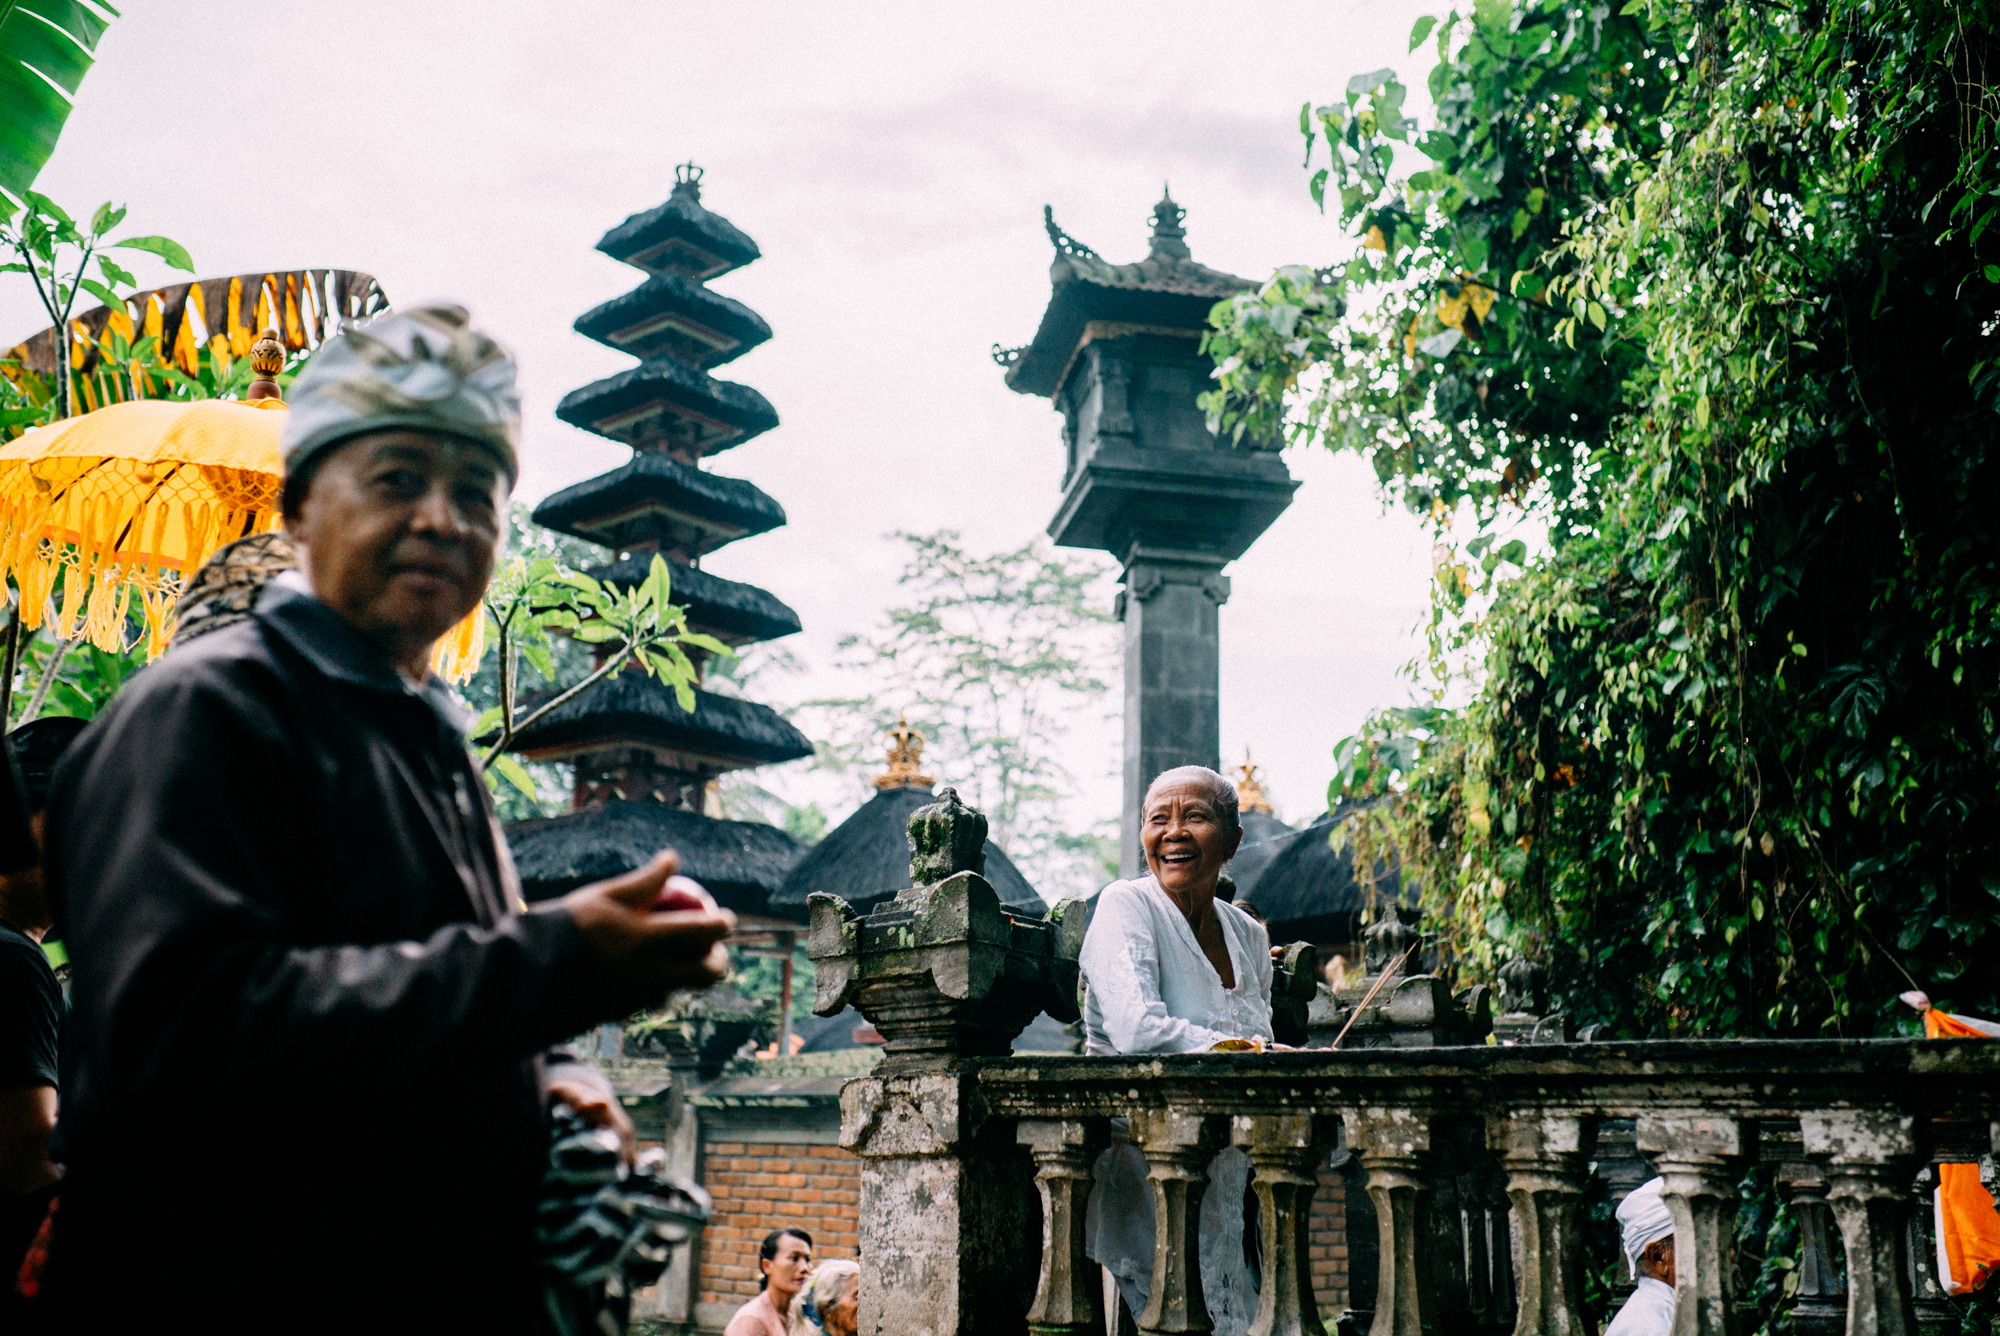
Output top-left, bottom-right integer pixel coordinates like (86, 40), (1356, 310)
(505, 164), (814, 928)
(998, 190), (1299, 875)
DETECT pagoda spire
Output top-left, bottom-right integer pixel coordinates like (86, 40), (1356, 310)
(506, 166), (813, 925)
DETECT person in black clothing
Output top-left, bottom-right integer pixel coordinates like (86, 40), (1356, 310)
(0, 718), (87, 1298)
(42, 305), (736, 1333)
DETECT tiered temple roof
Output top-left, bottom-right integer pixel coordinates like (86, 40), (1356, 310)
(507, 164), (813, 920)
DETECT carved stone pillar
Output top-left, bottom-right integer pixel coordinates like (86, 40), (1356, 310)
(817, 790), (1087, 1336)
(1636, 1115), (1750, 1336)
(1115, 549), (1231, 875)
(1774, 1161), (1846, 1336)
(1488, 1112), (1593, 1336)
(1234, 1113), (1335, 1336)
(1801, 1110), (1924, 1336)
(1346, 1107), (1433, 1336)
(1020, 1119), (1110, 1336)
(1131, 1109), (1220, 1335)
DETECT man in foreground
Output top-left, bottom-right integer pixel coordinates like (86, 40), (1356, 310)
(43, 306), (735, 1332)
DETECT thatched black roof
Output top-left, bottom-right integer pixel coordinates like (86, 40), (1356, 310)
(1221, 809), (1295, 900)
(506, 800), (804, 917)
(509, 674), (814, 768)
(770, 785), (1047, 919)
(554, 356), (778, 455)
(573, 272), (772, 369)
(585, 555), (800, 647)
(1237, 804), (1403, 944)
(597, 176), (760, 280)
(532, 452), (785, 556)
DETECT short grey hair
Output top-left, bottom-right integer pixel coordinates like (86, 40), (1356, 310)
(1143, 765), (1241, 832)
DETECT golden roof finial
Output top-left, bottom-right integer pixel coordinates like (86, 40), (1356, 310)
(1234, 748), (1273, 814)
(874, 714), (936, 790)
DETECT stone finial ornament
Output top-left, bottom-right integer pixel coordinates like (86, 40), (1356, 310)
(1497, 955), (1550, 1016)
(808, 789), (1080, 1064)
(872, 715), (936, 791)
(245, 327), (285, 402)
(673, 160), (703, 198)
(1233, 750), (1273, 815)
(907, 785), (986, 885)
(1362, 903), (1423, 976)
(1148, 185), (1191, 261)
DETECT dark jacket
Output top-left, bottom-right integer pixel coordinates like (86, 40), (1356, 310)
(44, 578), (633, 1332)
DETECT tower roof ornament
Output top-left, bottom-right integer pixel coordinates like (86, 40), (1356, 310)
(874, 715), (936, 790)
(1148, 185), (1190, 261)
(674, 161), (704, 200)
(1233, 749), (1273, 814)
(1042, 204), (1100, 261)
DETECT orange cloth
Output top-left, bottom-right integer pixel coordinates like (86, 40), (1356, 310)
(1925, 1009), (2000, 1293)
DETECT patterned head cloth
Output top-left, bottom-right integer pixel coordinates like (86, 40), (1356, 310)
(280, 303), (520, 486)
(1617, 1177), (1676, 1278)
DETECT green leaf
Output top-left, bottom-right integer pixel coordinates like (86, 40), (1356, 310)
(1694, 394), (1711, 429)
(0, 3), (118, 200)
(111, 235), (195, 272)
(643, 553), (673, 615)
(1346, 67), (1396, 99)
(96, 252), (133, 288)
(77, 277), (116, 307)
(1985, 264), (2000, 284)
(1408, 15), (1437, 50)
(1587, 301), (1607, 330)
(487, 752), (538, 801)
(89, 201), (124, 236)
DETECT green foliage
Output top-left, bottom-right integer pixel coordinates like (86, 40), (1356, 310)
(0, 191), (195, 420)
(798, 531), (1118, 902)
(469, 518), (723, 809)
(1219, 0), (2000, 1039)
(0, 1), (120, 201)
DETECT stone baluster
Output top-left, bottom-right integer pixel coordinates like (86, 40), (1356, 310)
(1346, 1107), (1433, 1336)
(1233, 1113), (1336, 1336)
(1774, 1160), (1846, 1336)
(1907, 1164), (1953, 1333)
(1488, 1112), (1593, 1336)
(1801, 1110), (1925, 1336)
(1637, 1114), (1750, 1336)
(1131, 1109), (1220, 1335)
(1019, 1119), (1109, 1336)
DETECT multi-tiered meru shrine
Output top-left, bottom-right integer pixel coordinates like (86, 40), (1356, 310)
(506, 164), (813, 928)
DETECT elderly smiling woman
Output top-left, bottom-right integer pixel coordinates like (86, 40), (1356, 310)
(1079, 765), (1274, 1336)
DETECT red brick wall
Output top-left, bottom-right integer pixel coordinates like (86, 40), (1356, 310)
(1309, 1163), (1350, 1314)
(698, 1141), (861, 1310)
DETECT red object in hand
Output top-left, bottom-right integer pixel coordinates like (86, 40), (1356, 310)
(652, 874), (710, 913)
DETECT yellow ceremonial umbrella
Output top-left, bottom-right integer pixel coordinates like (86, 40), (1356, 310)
(0, 396), (484, 678)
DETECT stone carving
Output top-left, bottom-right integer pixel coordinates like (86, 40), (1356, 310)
(1233, 1113), (1336, 1336)
(1017, 1119), (1107, 1335)
(1489, 1113), (1591, 1336)
(1132, 1108), (1220, 1334)
(1802, 1109), (1924, 1336)
(1637, 1115), (1751, 1336)
(810, 790), (1081, 1063)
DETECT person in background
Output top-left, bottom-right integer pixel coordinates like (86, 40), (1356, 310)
(727, 1226), (815, 1336)
(42, 305), (737, 1334)
(0, 717), (88, 1309)
(788, 1257), (859, 1336)
(1605, 1177), (1677, 1336)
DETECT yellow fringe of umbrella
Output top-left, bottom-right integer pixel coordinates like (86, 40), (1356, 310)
(0, 474), (488, 682)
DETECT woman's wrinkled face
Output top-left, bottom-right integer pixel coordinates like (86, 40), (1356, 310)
(824, 1275), (859, 1336)
(1141, 777), (1242, 897)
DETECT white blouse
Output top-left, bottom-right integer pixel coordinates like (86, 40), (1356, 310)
(1078, 876), (1275, 1055)
(1078, 876), (1275, 1336)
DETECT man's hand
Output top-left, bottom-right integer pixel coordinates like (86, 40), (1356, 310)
(562, 851), (735, 1003)
(547, 1073), (636, 1166)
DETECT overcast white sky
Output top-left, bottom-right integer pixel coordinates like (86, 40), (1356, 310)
(5, 0), (1447, 843)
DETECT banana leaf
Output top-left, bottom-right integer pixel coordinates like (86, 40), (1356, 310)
(0, 1), (120, 202)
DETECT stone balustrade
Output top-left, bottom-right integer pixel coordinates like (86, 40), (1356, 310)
(809, 793), (2000, 1336)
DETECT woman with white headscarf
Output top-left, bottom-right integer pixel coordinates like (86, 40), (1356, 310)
(1605, 1177), (1678, 1336)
